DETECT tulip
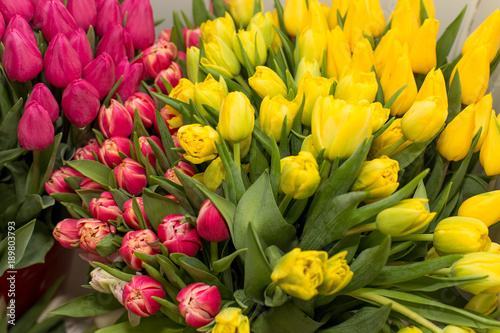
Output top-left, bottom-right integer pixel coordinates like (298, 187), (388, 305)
(248, 66), (287, 99)
(89, 267), (123, 294)
(178, 124), (221, 164)
(409, 0), (435, 24)
(218, 91), (254, 143)
(139, 135), (164, 168)
(233, 24), (267, 68)
(370, 119), (412, 158)
(89, 191), (122, 224)
(123, 276), (165, 317)
(409, 18), (439, 74)
(326, 27), (351, 80)
(437, 105), (475, 161)
(465, 293), (498, 316)
(351, 156), (399, 202)
(391, 0), (419, 46)
(480, 112), (500, 176)
(115, 58), (146, 100)
(0, 0), (33, 23)
(120, 229), (159, 270)
(114, 158), (147, 196)
(32, 0), (62, 29)
(227, 0), (254, 28)
(271, 248), (327, 300)
(294, 58), (321, 85)
(298, 27), (328, 66)
(201, 36), (241, 79)
(382, 53), (418, 116)
(142, 40), (177, 79)
(401, 97), (447, 143)
(95, 0), (122, 38)
(80, 177), (103, 190)
(473, 94), (493, 152)
(307, 0), (329, 33)
(343, 0), (386, 50)
(178, 283), (221, 328)
(283, 0), (308, 37)
(40, 0), (78, 42)
(157, 214), (203, 256)
(451, 252), (500, 295)
(327, 0), (351, 29)
(194, 74), (228, 118)
(259, 95), (298, 142)
(213, 308), (250, 333)
(280, 151), (321, 200)
(155, 106), (184, 136)
(164, 161), (195, 185)
(451, 45), (490, 105)
(78, 218), (115, 255)
(415, 68), (448, 110)
(6, 14), (37, 46)
(351, 38), (375, 73)
(462, 9), (500, 63)
(442, 326), (475, 333)
(154, 62), (183, 94)
(487, 243), (500, 254)
(121, 0), (155, 50)
(44, 34), (82, 88)
(62, 79), (101, 127)
(124, 92), (157, 129)
(3, 29), (43, 82)
(317, 251), (354, 295)
(18, 102), (54, 151)
(398, 327), (423, 333)
(249, 12), (274, 48)
(96, 26), (135, 66)
(375, 199), (435, 237)
(53, 219), (80, 249)
(295, 73), (333, 127)
(374, 29), (398, 75)
(181, 27), (201, 49)
(98, 137), (133, 168)
(187, 46), (200, 83)
(69, 28), (93, 69)
(458, 190), (500, 227)
(368, 102), (390, 133)
(196, 199), (229, 242)
(67, 0), (96, 32)
(203, 157), (226, 192)
(200, 12), (235, 47)
(25, 84), (59, 122)
(83, 53), (116, 100)
(433, 217), (491, 256)
(45, 166), (83, 195)
(98, 100), (133, 138)
(312, 98), (372, 160)
(334, 70), (378, 103)
(300, 135), (319, 158)
(122, 197), (150, 230)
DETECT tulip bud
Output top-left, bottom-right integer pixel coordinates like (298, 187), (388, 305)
(351, 156), (399, 202)
(62, 79), (101, 127)
(139, 135), (164, 168)
(398, 327), (423, 333)
(0, 0), (34, 23)
(120, 229), (159, 270)
(415, 68), (448, 110)
(122, 197), (150, 230)
(182, 27), (201, 49)
(408, 0), (435, 24)
(233, 24), (267, 67)
(114, 158), (147, 196)
(351, 38), (375, 73)
(249, 66), (287, 99)
(89, 191), (123, 224)
(83, 52), (116, 100)
(249, 12), (274, 48)
(95, 0), (123, 38)
(203, 157), (226, 192)
(294, 57), (321, 86)
(3, 28), (43, 82)
(6, 14), (37, 46)
(98, 137), (133, 168)
(155, 106), (184, 136)
(317, 251), (354, 295)
(259, 95), (298, 142)
(442, 326), (475, 333)
(473, 93), (493, 152)
(80, 177), (103, 190)
(368, 102), (390, 133)
(40, 0), (78, 42)
(177, 282), (221, 328)
(44, 34), (82, 88)
(326, 27), (351, 80)
(53, 218), (80, 249)
(196, 199), (229, 242)
(283, 0), (308, 37)
(437, 105), (475, 161)
(69, 28), (93, 69)
(18, 102), (54, 151)
(434, 217), (491, 255)
(121, 0), (155, 50)
(78, 218), (115, 255)
(75, 138), (99, 161)
(335, 70), (378, 103)
(300, 135), (319, 158)
(124, 93), (156, 128)
(458, 190), (500, 227)
(280, 151), (321, 200)
(370, 118), (412, 158)
(218, 91), (254, 143)
(123, 276), (165, 317)
(451, 252), (500, 295)
(213, 308), (250, 333)
(142, 40), (177, 79)
(376, 199), (435, 237)
(89, 267), (123, 293)
(462, 9), (500, 63)
(26, 84), (59, 123)
(200, 13), (235, 47)
(154, 62), (183, 94)
(343, 0), (386, 49)
(298, 28), (328, 66)
(409, 18), (439, 74)
(374, 29), (398, 75)
(166, 77), (195, 106)
(157, 214), (203, 256)
(45, 166), (83, 195)
(480, 112), (500, 176)
(194, 74), (228, 117)
(295, 73), (333, 127)
(201, 36), (241, 79)
(187, 46), (200, 83)
(327, 0), (350, 29)
(164, 161), (195, 185)
(271, 248), (327, 300)
(401, 97), (447, 143)
(115, 58), (146, 100)
(96, 25), (134, 65)
(98, 100), (133, 138)
(67, 0), (96, 32)
(178, 124), (221, 164)
(465, 293), (498, 316)
(391, 0), (419, 46)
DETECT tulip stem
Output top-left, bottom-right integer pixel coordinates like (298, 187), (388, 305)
(392, 234), (434, 242)
(344, 222), (377, 236)
(348, 290), (443, 333)
(439, 159), (450, 190)
(379, 137), (407, 158)
(488, 175), (498, 192)
(489, 309), (500, 318)
(279, 194), (293, 215)
(31, 150), (41, 193)
(235, 75), (252, 93)
(210, 242), (218, 271)
(233, 142), (241, 175)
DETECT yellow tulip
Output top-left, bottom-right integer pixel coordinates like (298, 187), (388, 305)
(295, 73), (334, 126)
(231, 133), (252, 159)
(451, 252), (500, 295)
(465, 293), (498, 316)
(201, 36), (241, 79)
(194, 74), (228, 117)
(298, 27), (328, 65)
(249, 12), (275, 48)
(370, 118), (412, 158)
(473, 93), (493, 152)
(200, 12), (236, 46)
(401, 97), (447, 142)
(391, 0), (419, 45)
(450, 45), (490, 105)
(415, 68), (448, 110)
(308, 0), (329, 34)
(326, 27), (352, 80)
(317, 251), (354, 295)
(204, 157), (226, 192)
(425, 247), (440, 260)
(271, 9), (282, 53)
(213, 308), (250, 333)
(300, 135), (319, 158)
(320, 3), (330, 21)
(169, 78), (195, 104)
(398, 327), (423, 333)
(186, 47), (200, 83)
(294, 57), (321, 85)
(283, 0), (309, 37)
(280, 151), (321, 200)
(350, 156), (400, 202)
(436, 104), (475, 161)
(433, 217), (491, 256)
(227, 0), (255, 28)
(374, 29), (399, 75)
(409, 18), (439, 74)
(334, 70), (378, 103)
(351, 38), (376, 73)
(462, 9), (500, 63)
(259, 95), (299, 142)
(232, 24), (268, 67)
(248, 66), (288, 99)
(312, 97), (372, 160)
(327, 0), (352, 29)
(368, 102), (390, 133)
(409, 0), (435, 24)
(480, 111), (500, 176)
(218, 91), (254, 143)
(343, 0), (386, 50)
(177, 124), (220, 164)
(458, 190), (500, 227)
(442, 326), (475, 333)
(487, 242), (500, 254)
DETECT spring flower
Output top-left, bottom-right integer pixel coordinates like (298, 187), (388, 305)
(69, 28), (93, 69)
(0, 0), (34, 23)
(327, 0), (351, 29)
(122, 197), (150, 230)
(249, 12), (274, 48)
(326, 27), (351, 80)
(187, 46), (200, 83)
(259, 95), (299, 142)
(18, 103), (54, 151)
(44, 33), (82, 88)
(375, 199), (435, 237)
(343, 0), (386, 49)
(334, 70), (378, 103)
(351, 156), (400, 202)
(280, 151), (321, 200)
(480, 112), (500, 176)
(409, 18), (439, 74)
(6, 14), (37, 46)
(183, 27), (202, 49)
(66, 0), (96, 32)
(473, 94), (493, 152)
(80, 177), (103, 190)
(98, 137), (133, 168)
(121, 0), (155, 50)
(458, 190), (500, 227)
(294, 57), (321, 85)
(75, 139), (100, 161)
(124, 92), (157, 129)
(95, 0), (123, 37)
(155, 106), (184, 135)
(300, 135), (319, 158)
(141, 40), (177, 79)
(249, 66), (288, 99)
(295, 73), (333, 126)
(119, 229), (159, 271)
(351, 38), (375, 73)
(317, 251), (354, 295)
(89, 192), (123, 224)
(283, 0), (308, 37)
(213, 308), (250, 333)
(370, 119), (412, 158)
(437, 105), (475, 161)
(83, 52), (116, 100)
(398, 327), (423, 333)
(98, 100), (134, 139)
(200, 12), (235, 47)
(157, 214), (203, 256)
(89, 267), (123, 294)
(401, 97), (447, 143)
(462, 9), (500, 63)
(53, 219), (80, 249)
(164, 161), (196, 185)
(464, 293), (498, 316)
(451, 252), (500, 295)
(368, 102), (390, 133)
(201, 36), (241, 79)
(139, 135), (164, 168)
(204, 157), (226, 192)
(123, 276), (165, 317)
(196, 199), (230, 242)
(442, 326), (475, 333)
(433, 217), (491, 255)
(298, 27), (328, 66)
(218, 91), (255, 143)
(415, 68), (448, 110)
(40, 0), (77, 42)
(78, 218), (115, 255)
(62, 79), (101, 128)
(155, 62), (183, 94)
(391, 0), (419, 46)
(194, 74), (228, 117)
(177, 124), (221, 164)
(114, 158), (147, 196)
(2, 28), (43, 82)
(233, 24), (267, 67)
(45, 167), (83, 195)
(177, 282), (221, 328)
(95, 25), (135, 65)
(227, 0), (254, 28)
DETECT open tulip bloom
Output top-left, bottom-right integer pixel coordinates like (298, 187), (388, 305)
(3, 0), (500, 332)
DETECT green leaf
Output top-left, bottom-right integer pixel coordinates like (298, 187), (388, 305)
(174, 168), (207, 211)
(426, 154), (444, 201)
(270, 135), (280, 200)
(213, 248), (247, 273)
(151, 175), (194, 215)
(96, 316), (184, 333)
(212, 0), (226, 17)
(436, 6), (467, 66)
(253, 124), (274, 155)
(192, 0), (209, 26)
(93, 262), (134, 282)
(372, 66), (384, 104)
(197, 184), (236, 234)
(14, 222), (54, 270)
(96, 234), (121, 257)
(273, 26), (295, 69)
(392, 275), (487, 292)
(491, 48), (500, 74)
(143, 188), (189, 230)
(14, 194), (54, 224)
(0, 98), (22, 150)
(215, 140), (245, 203)
(446, 70), (461, 123)
(49, 293), (123, 317)
(0, 148), (25, 169)
(0, 219), (35, 275)
(273, 0), (287, 35)
(317, 305), (392, 333)
(244, 224), (272, 302)
(67, 160), (112, 187)
(173, 11), (186, 51)
(383, 85), (407, 109)
(157, 255), (186, 291)
(35, 133), (63, 195)
(419, 0), (429, 23)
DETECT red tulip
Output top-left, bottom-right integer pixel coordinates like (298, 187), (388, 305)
(123, 276), (165, 317)
(53, 218), (80, 249)
(74, 139), (100, 161)
(89, 191), (123, 223)
(164, 161), (195, 185)
(139, 135), (164, 168)
(95, 25), (134, 65)
(44, 33), (82, 88)
(119, 229), (159, 270)
(67, 0), (97, 32)
(177, 283), (221, 328)
(61, 79), (100, 127)
(124, 92), (157, 128)
(98, 99), (134, 138)
(6, 14), (37, 46)
(45, 166), (83, 194)
(121, 0), (155, 50)
(154, 62), (183, 94)
(95, 0), (122, 38)
(98, 137), (133, 168)
(40, 0), (78, 42)
(3, 28), (43, 82)
(157, 214), (203, 257)
(78, 218), (115, 255)
(196, 199), (230, 242)
(122, 197), (150, 229)
(114, 158), (147, 195)
(115, 57), (146, 100)
(0, 0), (34, 23)
(142, 40), (177, 79)
(25, 83), (59, 122)
(69, 27), (93, 68)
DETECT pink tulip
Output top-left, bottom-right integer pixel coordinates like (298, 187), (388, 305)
(164, 161), (195, 185)
(25, 83), (59, 122)
(196, 199), (230, 242)
(182, 27), (201, 49)
(67, 0), (96, 32)
(89, 191), (122, 223)
(80, 177), (104, 190)
(177, 283), (221, 328)
(83, 52), (116, 100)
(155, 62), (183, 94)
(98, 99), (134, 138)
(45, 166), (83, 194)
(0, 12), (4, 40)
(44, 33), (82, 88)
(53, 218), (80, 249)
(3, 28), (43, 82)
(62, 79), (100, 127)
(114, 158), (147, 196)
(154, 105), (184, 136)
(40, 0), (78, 42)
(18, 102), (54, 150)
(78, 218), (115, 255)
(139, 135), (164, 168)
(123, 275), (165, 317)
(158, 29), (171, 42)
(142, 40), (177, 79)
(74, 139), (100, 161)
(0, 0), (34, 23)
(6, 15), (36, 46)
(157, 214), (203, 257)
(32, 0), (63, 29)
(115, 57), (146, 100)
(98, 137), (133, 168)
(95, 25), (134, 65)
(177, 51), (186, 61)
(122, 197), (150, 229)
(69, 28), (93, 68)
(121, 0), (155, 50)
(119, 229), (159, 270)
(95, 0), (122, 38)
(124, 92), (157, 128)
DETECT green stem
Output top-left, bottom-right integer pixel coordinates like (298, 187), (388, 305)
(392, 234), (434, 242)
(489, 309), (500, 318)
(279, 194), (293, 215)
(233, 141), (241, 175)
(434, 268), (452, 275)
(210, 242), (218, 271)
(345, 222), (377, 236)
(319, 159), (333, 186)
(439, 159), (450, 190)
(379, 137), (407, 158)
(31, 150), (41, 194)
(348, 290), (443, 333)
(235, 74), (252, 92)
(488, 175), (498, 192)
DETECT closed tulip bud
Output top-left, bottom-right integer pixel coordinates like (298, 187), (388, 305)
(40, 0), (78, 42)
(259, 95), (298, 142)
(382, 53), (418, 116)
(89, 191), (122, 223)
(271, 248), (327, 300)
(219, 91), (255, 143)
(62, 79), (101, 127)
(280, 151), (321, 200)
(122, 197), (150, 230)
(307, 0), (329, 33)
(462, 10), (500, 63)
(115, 58), (146, 100)
(351, 38), (375, 73)
(80, 177), (103, 190)
(451, 46), (490, 105)
(294, 57), (321, 85)
(473, 93), (493, 152)
(343, 0), (386, 49)
(409, 0), (435, 24)
(78, 218), (115, 254)
(487, 242), (500, 254)
(326, 27), (352, 80)
(451, 252), (500, 295)
(26, 84), (59, 123)
(391, 0), (419, 46)
(142, 40), (177, 79)
(33, 0), (62, 29)
(401, 96), (447, 143)
(201, 36), (241, 79)
(3, 29), (43, 82)
(465, 293), (498, 316)
(96, 25), (135, 65)
(155, 106), (184, 136)
(83, 52), (116, 100)
(18, 102), (54, 151)
(295, 73), (333, 126)
(194, 74), (228, 118)
(434, 217), (491, 255)
(120, 230), (159, 270)
(69, 28), (93, 69)
(249, 12), (274, 48)
(158, 214), (203, 256)
(249, 66), (287, 99)
(196, 199), (230, 242)
(75, 139), (100, 161)
(182, 27), (201, 49)
(368, 102), (390, 133)
(139, 135), (164, 168)
(204, 157), (226, 192)
(178, 124), (220, 164)
(201, 12), (235, 47)
(123, 276), (165, 317)
(95, 0), (123, 38)
(300, 135), (319, 158)
(164, 161), (196, 185)
(409, 18), (439, 74)
(89, 267), (123, 294)
(164, 77), (194, 103)
(312, 98), (372, 160)
(53, 219), (80, 249)
(415, 68), (448, 110)
(228, 0), (254, 28)
(370, 119), (412, 158)
(187, 46), (200, 83)
(298, 27), (328, 66)
(45, 166), (82, 195)
(67, 0), (96, 32)
(6, 14), (37, 46)
(425, 247), (440, 260)
(154, 62), (183, 94)
(98, 137), (133, 168)
(178, 283), (221, 328)
(317, 251), (353, 295)
(0, 0), (34, 23)
(480, 112), (500, 176)
(376, 199), (435, 237)
(124, 92), (156, 128)
(98, 100), (133, 138)
(121, 0), (155, 50)
(44, 34), (82, 88)
(442, 326), (475, 333)
(437, 105), (475, 161)
(114, 158), (147, 196)
(233, 24), (267, 67)
(213, 308), (250, 333)
(335, 70), (378, 103)
(398, 327), (423, 333)
(327, 0), (351, 29)
(351, 156), (400, 202)
(283, 0), (308, 37)
(374, 29), (398, 75)
(458, 190), (500, 227)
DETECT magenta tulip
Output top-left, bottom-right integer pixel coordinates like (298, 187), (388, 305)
(119, 229), (159, 270)
(62, 79), (100, 127)
(95, 0), (122, 38)
(122, 197), (150, 229)
(95, 25), (134, 65)
(182, 27), (201, 49)
(114, 158), (147, 195)
(155, 62), (183, 94)
(142, 40), (177, 79)
(69, 28), (93, 68)
(80, 177), (104, 190)
(18, 102), (54, 151)
(32, 0), (63, 29)
(89, 191), (122, 223)
(25, 83), (59, 122)
(164, 162), (195, 185)
(123, 275), (165, 317)
(40, 0), (78, 42)
(98, 137), (133, 168)
(98, 99), (133, 138)
(196, 199), (230, 242)
(158, 29), (171, 42)
(3, 28), (43, 82)
(124, 92), (157, 128)
(121, 0), (155, 50)
(83, 52), (116, 100)
(78, 218), (115, 255)
(177, 283), (221, 328)
(45, 166), (83, 195)
(44, 33), (82, 88)
(154, 105), (183, 136)
(0, 12), (4, 40)
(53, 218), (80, 249)
(139, 135), (164, 168)
(74, 138), (100, 161)
(67, 0), (96, 32)
(157, 214), (203, 257)
(0, 0), (34, 23)
(6, 15), (36, 46)
(115, 57), (146, 100)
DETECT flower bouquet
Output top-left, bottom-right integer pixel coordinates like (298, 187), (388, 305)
(6, 0), (500, 332)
